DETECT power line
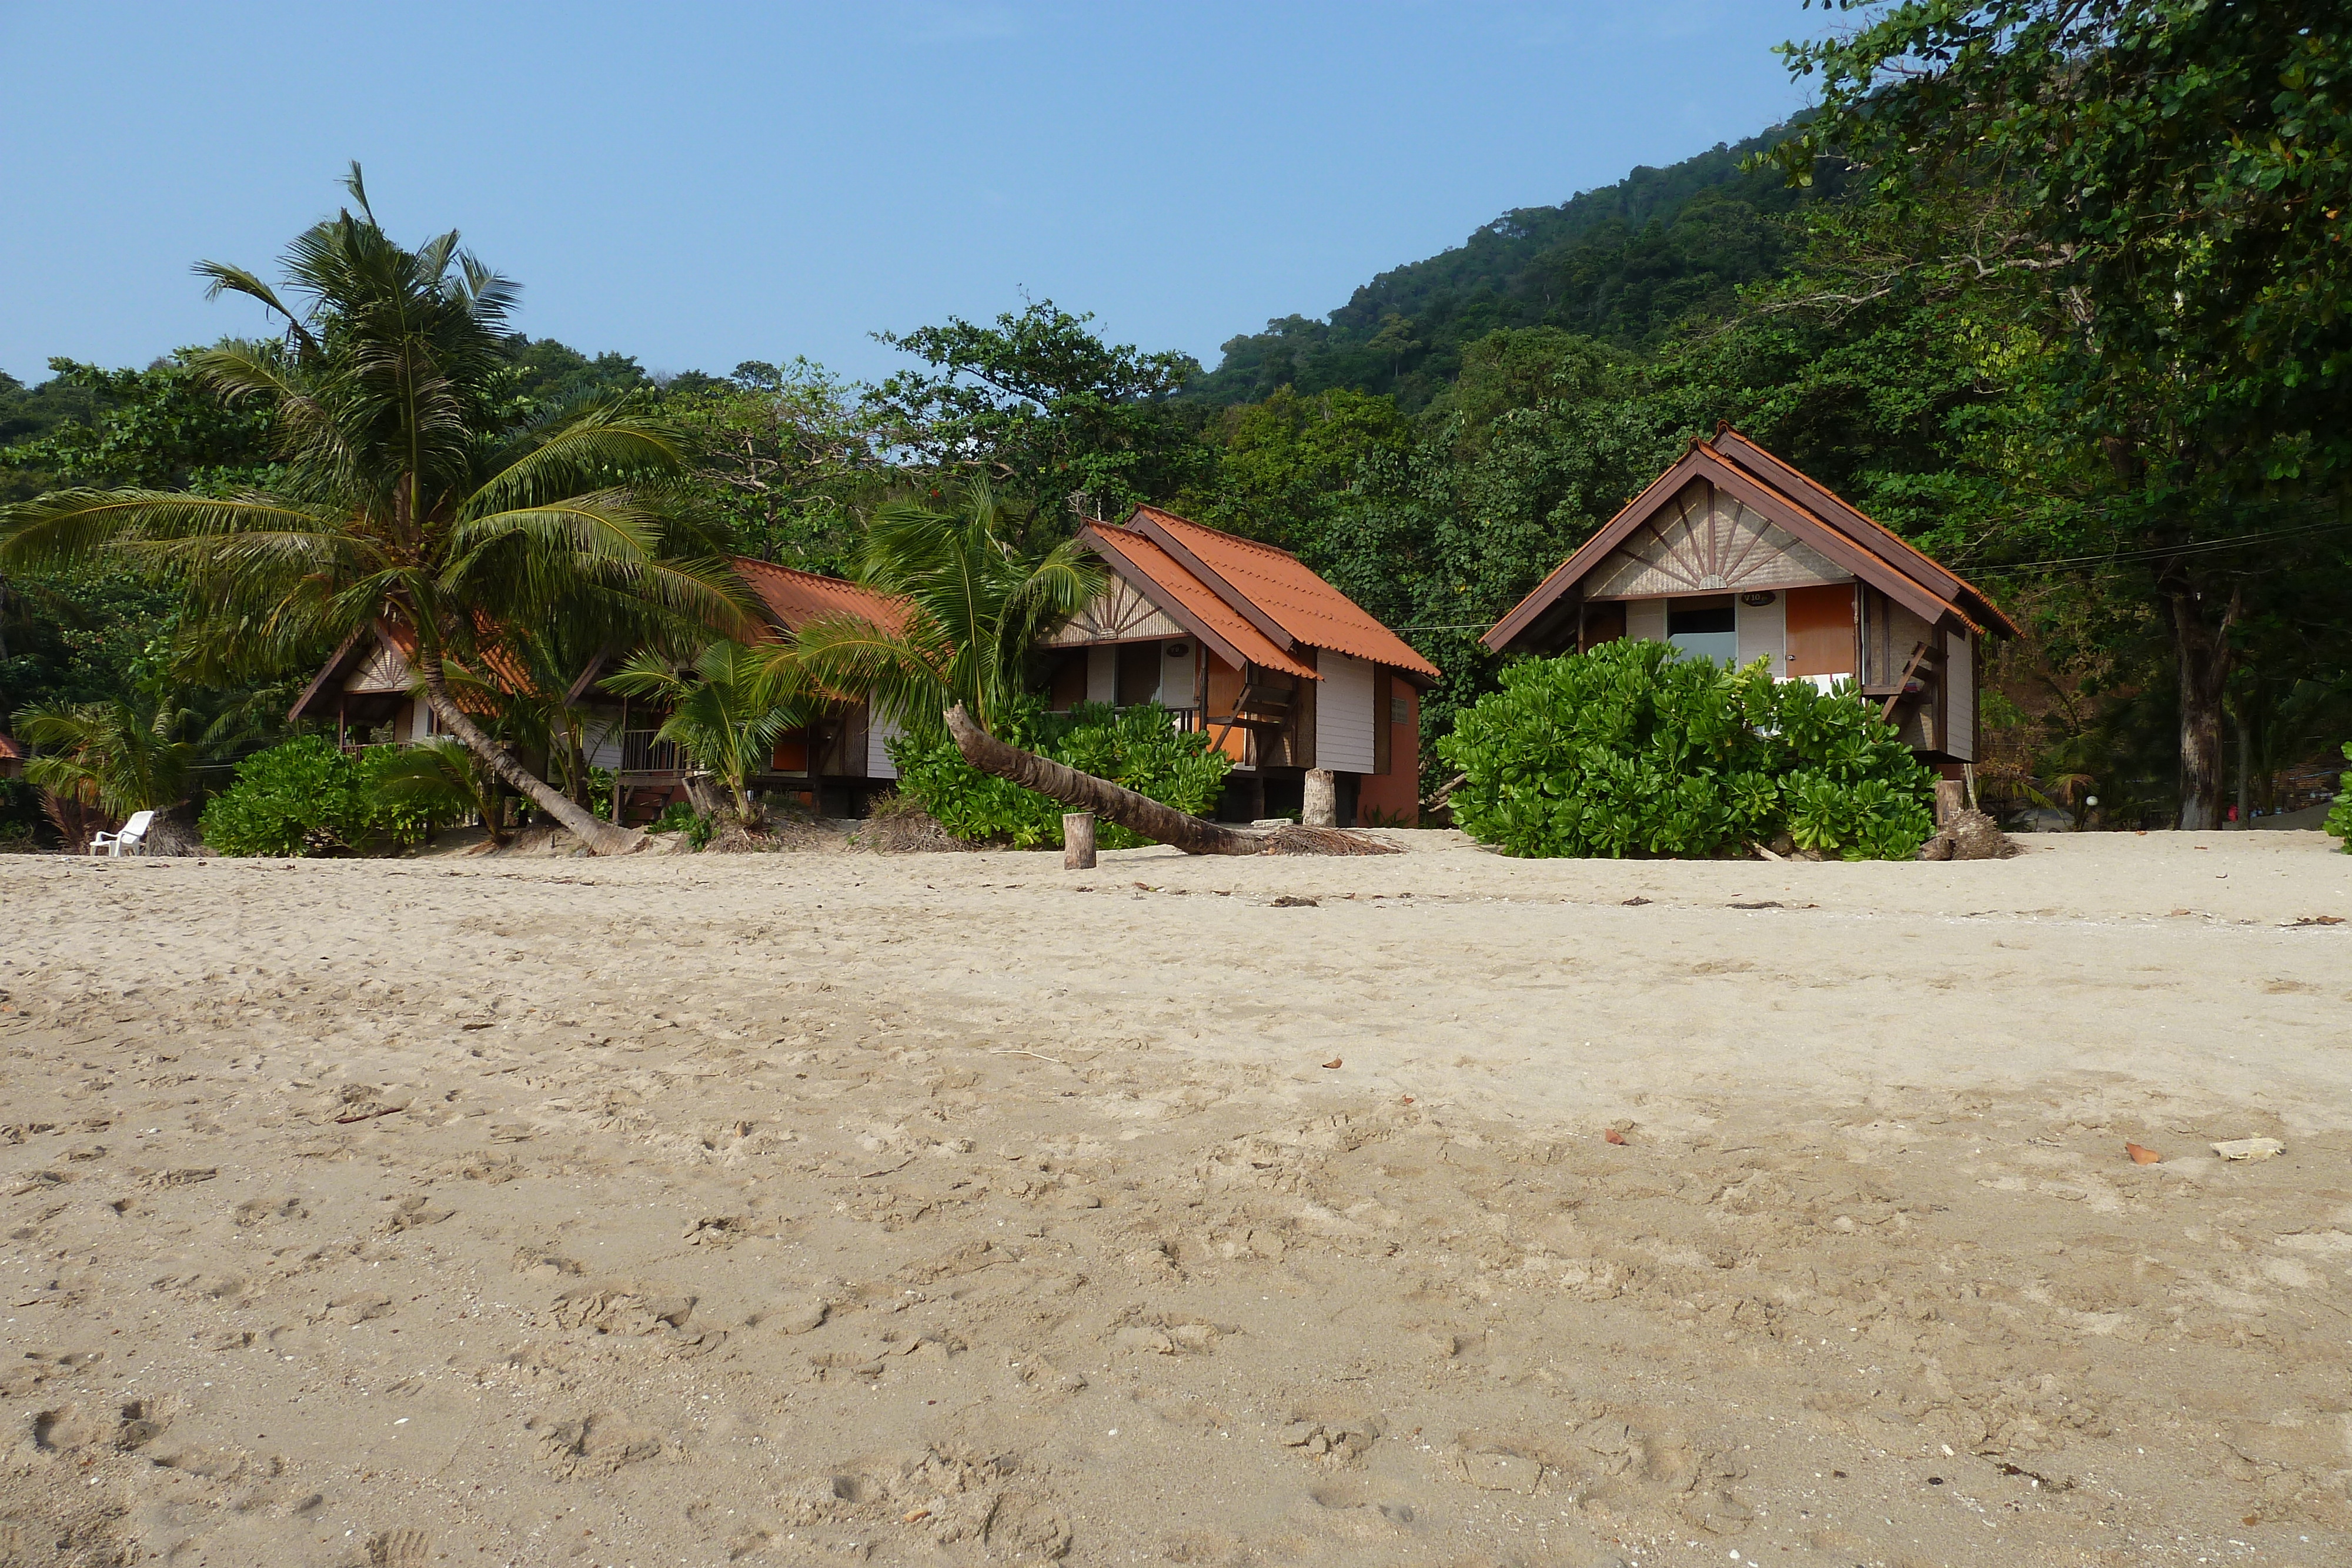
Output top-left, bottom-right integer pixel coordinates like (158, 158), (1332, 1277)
(1962, 516), (2352, 576)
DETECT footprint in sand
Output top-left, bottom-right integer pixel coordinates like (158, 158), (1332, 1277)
(526, 1410), (666, 1478)
(366, 1526), (432, 1566)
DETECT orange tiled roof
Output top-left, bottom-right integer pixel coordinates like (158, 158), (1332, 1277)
(1114, 507), (1441, 681)
(0, 734), (23, 763)
(732, 556), (910, 638)
(1083, 526), (1319, 682)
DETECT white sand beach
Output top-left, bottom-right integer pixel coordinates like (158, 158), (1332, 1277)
(3, 829), (2348, 1566)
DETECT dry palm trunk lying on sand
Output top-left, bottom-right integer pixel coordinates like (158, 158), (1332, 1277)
(944, 704), (1397, 857)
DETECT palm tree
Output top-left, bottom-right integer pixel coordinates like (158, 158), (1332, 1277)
(787, 482), (1100, 733)
(13, 698), (197, 835)
(368, 737), (507, 846)
(0, 166), (750, 854)
(602, 641), (813, 823)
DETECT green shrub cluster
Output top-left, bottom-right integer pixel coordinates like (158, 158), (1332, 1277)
(1436, 638), (1937, 860)
(2326, 741), (2352, 854)
(889, 699), (1233, 849)
(648, 799), (716, 848)
(198, 736), (450, 856)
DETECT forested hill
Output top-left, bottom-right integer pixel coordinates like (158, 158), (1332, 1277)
(1189, 126), (1838, 409)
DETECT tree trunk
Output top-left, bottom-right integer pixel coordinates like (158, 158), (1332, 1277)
(2233, 703), (2251, 828)
(943, 704), (1396, 857)
(1302, 769), (1338, 828)
(2160, 573), (2237, 831)
(411, 637), (640, 855)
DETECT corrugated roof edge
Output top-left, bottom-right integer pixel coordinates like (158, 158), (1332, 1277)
(1077, 524), (1321, 681)
(1119, 506), (1441, 683)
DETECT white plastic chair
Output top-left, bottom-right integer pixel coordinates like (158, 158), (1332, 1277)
(90, 810), (156, 858)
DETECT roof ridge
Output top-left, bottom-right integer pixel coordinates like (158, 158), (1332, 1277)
(1127, 505), (1302, 560)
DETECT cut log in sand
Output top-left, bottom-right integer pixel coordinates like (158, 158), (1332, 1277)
(944, 704), (1397, 857)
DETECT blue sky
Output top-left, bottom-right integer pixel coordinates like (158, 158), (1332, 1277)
(0, 1), (1820, 389)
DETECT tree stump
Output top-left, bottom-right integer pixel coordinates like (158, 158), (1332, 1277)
(1063, 811), (1097, 871)
(1303, 769), (1338, 827)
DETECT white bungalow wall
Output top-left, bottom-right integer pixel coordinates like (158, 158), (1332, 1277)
(866, 713), (901, 780)
(1945, 627), (1975, 763)
(1314, 652), (1377, 775)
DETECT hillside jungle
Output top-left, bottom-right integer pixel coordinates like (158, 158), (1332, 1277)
(5, 3), (2349, 847)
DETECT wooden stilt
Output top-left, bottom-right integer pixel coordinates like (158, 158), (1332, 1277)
(1063, 812), (1097, 871)
(1303, 769), (1338, 827)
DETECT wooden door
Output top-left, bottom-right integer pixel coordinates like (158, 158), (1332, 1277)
(1784, 583), (1856, 678)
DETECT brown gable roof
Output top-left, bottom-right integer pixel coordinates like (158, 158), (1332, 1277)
(1080, 524), (1319, 682)
(1707, 427), (2015, 636)
(286, 620), (534, 722)
(732, 556), (910, 637)
(1117, 506), (1441, 681)
(1483, 429), (2018, 653)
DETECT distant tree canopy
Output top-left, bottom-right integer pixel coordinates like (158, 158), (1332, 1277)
(1188, 131), (1845, 409)
(865, 300), (1209, 530)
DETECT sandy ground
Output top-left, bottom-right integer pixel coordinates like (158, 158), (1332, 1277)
(2, 828), (2349, 1568)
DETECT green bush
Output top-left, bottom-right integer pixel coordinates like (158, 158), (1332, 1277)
(2326, 741), (2351, 853)
(888, 699), (1234, 850)
(646, 800), (717, 848)
(1436, 638), (1937, 860)
(199, 737), (445, 856)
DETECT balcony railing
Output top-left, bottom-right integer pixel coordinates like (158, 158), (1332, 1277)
(620, 730), (685, 773)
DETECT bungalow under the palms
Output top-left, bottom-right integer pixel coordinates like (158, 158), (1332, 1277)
(285, 558), (912, 823)
(289, 517), (1445, 829)
(1044, 506), (1441, 825)
(1481, 427), (2017, 766)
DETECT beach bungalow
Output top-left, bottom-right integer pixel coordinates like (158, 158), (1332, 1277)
(285, 558), (910, 822)
(1044, 506), (1441, 825)
(1480, 427), (2016, 766)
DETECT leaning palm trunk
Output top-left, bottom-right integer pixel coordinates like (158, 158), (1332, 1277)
(413, 643), (637, 855)
(943, 704), (1396, 857)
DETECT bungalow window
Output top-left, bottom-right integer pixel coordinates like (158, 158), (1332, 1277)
(1666, 595), (1738, 665)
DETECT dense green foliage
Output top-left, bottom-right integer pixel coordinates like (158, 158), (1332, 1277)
(198, 736), (440, 856)
(888, 700), (1232, 850)
(1783, 0), (2352, 827)
(1438, 640), (1936, 860)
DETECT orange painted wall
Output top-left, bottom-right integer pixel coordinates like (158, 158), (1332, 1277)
(1204, 655), (1250, 763)
(1355, 678), (1421, 824)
